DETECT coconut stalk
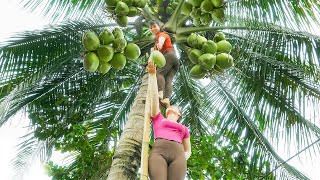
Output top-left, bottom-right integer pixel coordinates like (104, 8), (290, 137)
(140, 80), (151, 180)
(177, 15), (190, 28)
(173, 34), (188, 44)
(162, 0), (184, 32)
(140, 54), (153, 180)
(141, 7), (163, 26)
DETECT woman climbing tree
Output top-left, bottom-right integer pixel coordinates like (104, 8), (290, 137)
(147, 60), (191, 180)
(149, 20), (179, 107)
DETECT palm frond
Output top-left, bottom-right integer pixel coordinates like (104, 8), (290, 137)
(13, 131), (54, 179)
(228, 0), (320, 33)
(204, 80), (310, 179)
(19, 0), (105, 22)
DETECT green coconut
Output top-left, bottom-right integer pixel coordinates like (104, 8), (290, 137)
(190, 64), (206, 79)
(166, 7), (174, 14)
(156, 0), (163, 6)
(115, 1), (129, 16)
(113, 38), (127, 52)
(140, 0), (147, 7)
(190, 8), (201, 19)
(82, 31), (100, 51)
(151, 50), (166, 68)
(198, 53), (216, 70)
(159, 7), (165, 14)
(116, 15), (128, 27)
(188, 49), (203, 64)
(195, 35), (207, 49)
(83, 52), (100, 72)
(124, 43), (141, 60)
(189, 0), (203, 7)
(127, 6), (139, 17)
(172, 2), (179, 9)
(212, 0), (224, 7)
(200, 13), (212, 25)
(214, 170), (223, 179)
(99, 29), (114, 45)
(105, 0), (119, 7)
(113, 28), (124, 39)
(200, 0), (214, 13)
(214, 32), (226, 42)
(109, 53), (127, 70)
(122, 0), (133, 6)
(216, 53), (233, 69)
(97, 61), (112, 74)
(193, 18), (201, 27)
(187, 33), (197, 47)
(133, 0), (146, 8)
(202, 40), (218, 54)
(97, 46), (114, 62)
(217, 40), (232, 53)
(182, 2), (193, 15)
(211, 8), (225, 23)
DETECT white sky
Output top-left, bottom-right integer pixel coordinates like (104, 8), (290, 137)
(0, 0), (52, 179)
(0, 0), (319, 179)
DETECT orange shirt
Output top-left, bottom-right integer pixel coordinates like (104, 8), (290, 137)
(155, 32), (174, 53)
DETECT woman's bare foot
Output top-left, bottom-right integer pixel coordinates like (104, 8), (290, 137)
(161, 98), (170, 108)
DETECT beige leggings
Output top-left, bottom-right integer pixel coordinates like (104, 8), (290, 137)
(148, 138), (187, 180)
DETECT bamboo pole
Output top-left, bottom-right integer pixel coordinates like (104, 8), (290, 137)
(140, 53), (153, 180)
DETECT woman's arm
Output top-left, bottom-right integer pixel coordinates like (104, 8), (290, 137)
(156, 36), (165, 50)
(182, 137), (191, 160)
(147, 61), (160, 117)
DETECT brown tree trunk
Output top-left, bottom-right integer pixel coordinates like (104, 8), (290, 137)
(107, 73), (148, 180)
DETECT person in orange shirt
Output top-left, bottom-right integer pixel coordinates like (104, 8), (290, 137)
(149, 20), (179, 107)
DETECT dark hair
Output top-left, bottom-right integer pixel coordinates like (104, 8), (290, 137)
(149, 20), (160, 27)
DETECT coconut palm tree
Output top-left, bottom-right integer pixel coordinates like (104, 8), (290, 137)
(1, 0), (320, 179)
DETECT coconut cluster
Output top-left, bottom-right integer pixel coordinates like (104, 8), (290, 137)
(182, 0), (225, 26)
(186, 32), (234, 79)
(105, 0), (146, 27)
(147, 0), (179, 20)
(82, 28), (141, 74)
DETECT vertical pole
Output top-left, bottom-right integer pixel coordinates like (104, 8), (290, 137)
(140, 53), (153, 180)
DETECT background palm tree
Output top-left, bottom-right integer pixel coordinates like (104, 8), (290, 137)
(0, 0), (320, 179)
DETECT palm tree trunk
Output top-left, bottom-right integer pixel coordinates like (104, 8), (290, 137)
(107, 73), (148, 180)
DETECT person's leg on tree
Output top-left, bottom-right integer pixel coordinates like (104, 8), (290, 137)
(161, 68), (176, 107)
(156, 52), (173, 105)
(157, 74), (165, 100)
(161, 50), (179, 107)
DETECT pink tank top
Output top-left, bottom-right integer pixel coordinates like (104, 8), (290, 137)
(151, 112), (190, 143)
